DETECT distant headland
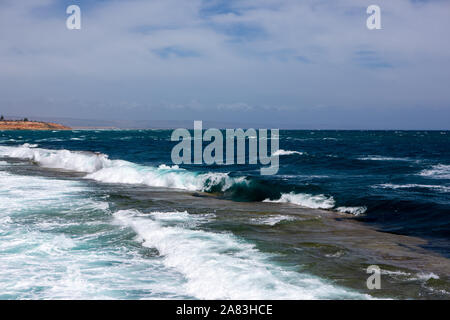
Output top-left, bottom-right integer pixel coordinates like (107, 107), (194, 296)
(0, 116), (70, 130)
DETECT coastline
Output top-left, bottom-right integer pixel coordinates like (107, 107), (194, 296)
(0, 121), (70, 131)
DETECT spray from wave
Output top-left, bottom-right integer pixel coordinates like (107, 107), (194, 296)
(0, 145), (364, 212)
(114, 209), (369, 299)
(263, 192), (335, 209)
(335, 206), (367, 216)
(262, 192), (367, 215)
(0, 145), (244, 193)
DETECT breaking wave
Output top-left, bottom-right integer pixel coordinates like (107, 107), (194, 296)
(0, 145), (365, 213)
(0, 145), (245, 193)
(336, 206), (367, 216)
(263, 192), (335, 209)
(113, 209), (368, 299)
(419, 164), (450, 180)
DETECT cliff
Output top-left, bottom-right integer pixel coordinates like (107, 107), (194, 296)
(0, 121), (71, 130)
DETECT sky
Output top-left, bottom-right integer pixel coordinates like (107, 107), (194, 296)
(0, 0), (449, 129)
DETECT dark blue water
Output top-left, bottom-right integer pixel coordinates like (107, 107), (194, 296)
(1, 130), (449, 252)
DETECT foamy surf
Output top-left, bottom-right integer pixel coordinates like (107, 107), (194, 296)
(272, 149), (304, 156)
(251, 215), (296, 226)
(0, 145), (245, 193)
(376, 184), (450, 193)
(263, 193), (367, 214)
(0, 145), (108, 172)
(1, 130), (449, 299)
(357, 156), (412, 161)
(113, 209), (369, 300)
(419, 164), (450, 180)
(264, 192), (335, 209)
(0, 171), (190, 299)
(0, 145), (369, 214)
(336, 207), (367, 216)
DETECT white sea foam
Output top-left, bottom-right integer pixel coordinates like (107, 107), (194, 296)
(158, 164), (180, 170)
(381, 270), (411, 277)
(263, 193), (365, 213)
(357, 156), (411, 161)
(87, 165), (244, 192)
(0, 146), (372, 300)
(381, 270), (440, 282)
(0, 216), (12, 224)
(376, 184), (450, 193)
(336, 206), (367, 216)
(0, 171), (86, 216)
(114, 209), (368, 299)
(272, 149), (304, 156)
(0, 145), (109, 172)
(35, 138), (65, 142)
(0, 171), (189, 299)
(325, 251), (345, 258)
(410, 272), (440, 281)
(0, 145), (245, 193)
(22, 143), (38, 148)
(0, 145), (362, 213)
(263, 192), (335, 209)
(251, 215), (295, 226)
(419, 164), (450, 180)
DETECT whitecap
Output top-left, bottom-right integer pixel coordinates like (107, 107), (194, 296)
(264, 192), (335, 209)
(272, 149), (304, 156)
(113, 209), (369, 300)
(376, 184), (450, 193)
(21, 143), (38, 148)
(251, 215), (295, 226)
(0, 145), (246, 193)
(0, 171), (188, 299)
(410, 272), (440, 281)
(419, 164), (450, 180)
(357, 156), (411, 161)
(336, 206), (367, 216)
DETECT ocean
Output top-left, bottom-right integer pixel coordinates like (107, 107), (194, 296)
(0, 129), (449, 299)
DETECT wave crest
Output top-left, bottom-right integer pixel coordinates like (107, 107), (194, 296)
(0, 145), (244, 193)
(263, 192), (335, 209)
(336, 206), (367, 216)
(272, 149), (304, 156)
(419, 164), (450, 179)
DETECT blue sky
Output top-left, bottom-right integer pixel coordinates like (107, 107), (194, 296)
(0, 0), (449, 129)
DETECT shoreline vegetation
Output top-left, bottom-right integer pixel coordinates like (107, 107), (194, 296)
(0, 118), (70, 130)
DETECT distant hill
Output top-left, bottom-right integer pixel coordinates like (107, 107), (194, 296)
(0, 120), (70, 131)
(10, 116), (283, 129)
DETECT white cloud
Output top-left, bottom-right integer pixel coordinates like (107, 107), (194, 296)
(0, 0), (449, 128)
